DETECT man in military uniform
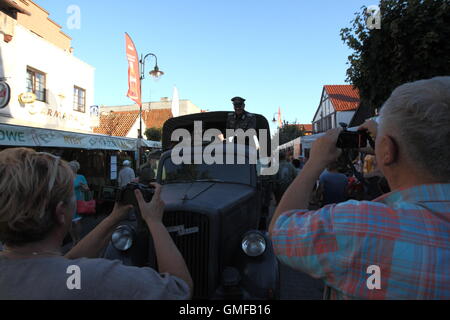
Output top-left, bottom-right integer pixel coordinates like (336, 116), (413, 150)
(226, 97), (257, 131)
(218, 97), (257, 142)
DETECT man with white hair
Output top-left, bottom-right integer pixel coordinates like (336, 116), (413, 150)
(118, 160), (136, 188)
(269, 77), (450, 299)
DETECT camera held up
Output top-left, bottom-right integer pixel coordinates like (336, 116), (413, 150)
(116, 182), (155, 208)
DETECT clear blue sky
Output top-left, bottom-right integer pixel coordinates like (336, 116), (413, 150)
(39, 0), (374, 131)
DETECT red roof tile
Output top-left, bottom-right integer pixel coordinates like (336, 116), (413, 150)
(93, 111), (139, 136)
(299, 124), (313, 132)
(324, 85), (360, 112)
(287, 124), (313, 132)
(93, 109), (173, 137)
(143, 109), (173, 129)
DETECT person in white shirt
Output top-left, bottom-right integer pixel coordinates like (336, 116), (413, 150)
(118, 160), (136, 187)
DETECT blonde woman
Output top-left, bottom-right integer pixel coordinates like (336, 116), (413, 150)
(0, 148), (192, 299)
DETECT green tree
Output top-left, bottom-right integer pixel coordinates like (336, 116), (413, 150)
(278, 122), (305, 145)
(144, 127), (162, 142)
(341, 0), (450, 121)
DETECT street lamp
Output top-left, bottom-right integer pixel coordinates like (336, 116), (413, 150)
(138, 53), (164, 139)
(272, 112), (278, 124)
(141, 53), (164, 81)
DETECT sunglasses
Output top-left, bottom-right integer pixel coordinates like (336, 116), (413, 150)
(36, 152), (61, 193)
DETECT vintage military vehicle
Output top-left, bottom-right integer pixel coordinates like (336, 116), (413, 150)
(103, 112), (279, 300)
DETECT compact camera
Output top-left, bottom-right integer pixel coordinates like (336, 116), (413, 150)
(336, 130), (369, 149)
(336, 123), (373, 149)
(116, 182), (155, 208)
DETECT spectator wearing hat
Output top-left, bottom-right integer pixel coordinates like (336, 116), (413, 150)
(118, 160), (136, 188)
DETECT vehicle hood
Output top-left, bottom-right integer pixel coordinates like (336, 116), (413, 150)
(160, 182), (256, 215)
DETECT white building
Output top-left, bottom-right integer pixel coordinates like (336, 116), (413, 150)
(312, 85), (360, 134)
(100, 97), (202, 117)
(0, 0), (96, 133)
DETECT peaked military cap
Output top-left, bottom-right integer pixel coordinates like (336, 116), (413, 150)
(231, 97), (246, 102)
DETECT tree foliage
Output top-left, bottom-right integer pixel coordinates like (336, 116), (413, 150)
(144, 127), (162, 142)
(278, 122), (305, 145)
(341, 0), (450, 116)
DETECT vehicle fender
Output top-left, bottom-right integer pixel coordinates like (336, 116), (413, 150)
(234, 232), (280, 299)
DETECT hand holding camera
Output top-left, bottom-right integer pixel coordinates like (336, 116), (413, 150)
(359, 119), (378, 138)
(117, 182), (155, 208)
(134, 183), (165, 225)
(336, 122), (374, 149)
(308, 121), (377, 172)
(109, 202), (134, 223)
(309, 128), (343, 168)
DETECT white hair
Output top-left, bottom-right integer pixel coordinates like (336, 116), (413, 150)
(123, 160), (131, 167)
(68, 160), (80, 173)
(379, 76), (450, 181)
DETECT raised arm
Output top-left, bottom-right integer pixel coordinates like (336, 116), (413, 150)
(135, 183), (194, 295)
(269, 129), (342, 235)
(65, 202), (133, 259)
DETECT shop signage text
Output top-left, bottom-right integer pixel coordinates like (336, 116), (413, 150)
(0, 129), (26, 143)
(19, 92), (37, 104)
(0, 124), (142, 152)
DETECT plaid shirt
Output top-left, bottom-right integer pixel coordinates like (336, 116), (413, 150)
(272, 183), (450, 300)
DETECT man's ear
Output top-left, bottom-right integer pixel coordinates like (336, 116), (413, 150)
(53, 202), (67, 226)
(379, 135), (399, 166)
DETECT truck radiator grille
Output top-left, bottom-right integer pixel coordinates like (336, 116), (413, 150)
(163, 212), (210, 299)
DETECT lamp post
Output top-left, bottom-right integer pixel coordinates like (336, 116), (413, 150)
(272, 112), (278, 125)
(138, 53), (164, 139)
(272, 112), (283, 130)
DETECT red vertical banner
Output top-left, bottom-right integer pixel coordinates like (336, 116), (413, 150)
(125, 33), (141, 106)
(278, 107), (283, 128)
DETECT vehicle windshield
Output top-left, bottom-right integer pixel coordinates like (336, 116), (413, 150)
(161, 158), (252, 185)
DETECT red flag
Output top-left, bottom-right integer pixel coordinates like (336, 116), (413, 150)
(125, 33), (141, 106)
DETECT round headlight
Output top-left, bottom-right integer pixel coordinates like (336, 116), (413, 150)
(241, 232), (266, 257)
(111, 225), (135, 252)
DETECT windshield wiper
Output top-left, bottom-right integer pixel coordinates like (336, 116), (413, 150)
(196, 179), (252, 186)
(163, 180), (196, 184)
(163, 179), (224, 184)
(163, 179), (250, 186)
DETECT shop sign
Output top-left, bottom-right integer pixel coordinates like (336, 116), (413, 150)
(0, 128), (26, 143)
(0, 82), (11, 109)
(19, 92), (37, 104)
(0, 123), (145, 152)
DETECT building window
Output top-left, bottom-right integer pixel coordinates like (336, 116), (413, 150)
(73, 86), (86, 113)
(26, 67), (46, 102)
(315, 121), (322, 133)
